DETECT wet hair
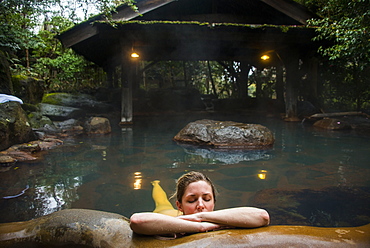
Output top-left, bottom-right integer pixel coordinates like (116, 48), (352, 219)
(172, 171), (217, 203)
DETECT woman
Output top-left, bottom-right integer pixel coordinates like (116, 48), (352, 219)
(130, 171), (270, 236)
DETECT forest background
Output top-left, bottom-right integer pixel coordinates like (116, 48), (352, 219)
(0, 0), (369, 111)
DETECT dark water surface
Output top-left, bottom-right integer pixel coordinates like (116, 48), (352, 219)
(1, 112), (369, 227)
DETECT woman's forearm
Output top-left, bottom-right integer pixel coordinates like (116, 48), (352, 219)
(130, 212), (221, 235)
(196, 207), (270, 228)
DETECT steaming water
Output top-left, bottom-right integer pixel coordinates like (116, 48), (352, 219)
(1, 113), (369, 227)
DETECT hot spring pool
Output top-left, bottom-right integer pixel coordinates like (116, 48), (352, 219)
(1, 112), (369, 227)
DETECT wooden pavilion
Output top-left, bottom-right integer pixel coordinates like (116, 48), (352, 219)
(58, 0), (320, 124)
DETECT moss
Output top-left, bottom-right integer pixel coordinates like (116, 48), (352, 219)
(41, 93), (68, 105)
(95, 20), (314, 31)
(12, 75), (28, 81)
(11, 75), (28, 93)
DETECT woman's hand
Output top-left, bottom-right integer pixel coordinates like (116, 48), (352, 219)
(176, 213), (202, 222)
(177, 213), (234, 232)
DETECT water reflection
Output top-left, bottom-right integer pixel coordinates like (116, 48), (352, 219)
(133, 172), (142, 190)
(180, 144), (273, 164)
(33, 176), (82, 216)
(257, 170), (267, 180)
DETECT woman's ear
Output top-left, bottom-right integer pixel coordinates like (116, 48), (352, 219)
(176, 201), (183, 212)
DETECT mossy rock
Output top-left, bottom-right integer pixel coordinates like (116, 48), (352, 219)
(28, 111), (54, 129)
(12, 76), (45, 104)
(42, 93), (94, 106)
(0, 101), (36, 150)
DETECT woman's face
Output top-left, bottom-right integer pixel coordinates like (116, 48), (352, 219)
(176, 180), (215, 215)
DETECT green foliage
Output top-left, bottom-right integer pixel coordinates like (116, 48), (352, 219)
(297, 0), (370, 110)
(307, 0), (370, 62)
(142, 60), (242, 99)
(0, 0), (135, 92)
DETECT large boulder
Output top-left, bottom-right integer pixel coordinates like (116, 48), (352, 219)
(173, 119), (275, 149)
(0, 101), (36, 151)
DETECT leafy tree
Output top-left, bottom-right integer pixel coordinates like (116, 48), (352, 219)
(296, 0), (370, 110)
(0, 0), (136, 92)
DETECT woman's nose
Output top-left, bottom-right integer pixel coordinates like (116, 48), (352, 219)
(197, 199), (205, 210)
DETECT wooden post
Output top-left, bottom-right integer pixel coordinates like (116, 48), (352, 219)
(120, 61), (134, 125)
(280, 49), (300, 121)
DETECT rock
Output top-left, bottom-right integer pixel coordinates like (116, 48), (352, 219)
(2, 150), (37, 162)
(30, 138), (63, 150)
(8, 143), (41, 153)
(53, 118), (84, 135)
(42, 92), (112, 113)
(85, 117), (112, 134)
(0, 101), (36, 151)
(0, 155), (16, 166)
(0, 209), (369, 247)
(0, 138), (63, 165)
(21, 103), (39, 113)
(28, 111), (54, 129)
(38, 103), (85, 121)
(173, 119), (275, 148)
(313, 118), (351, 130)
(12, 76), (45, 104)
(54, 118), (79, 129)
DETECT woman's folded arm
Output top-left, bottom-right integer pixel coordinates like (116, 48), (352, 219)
(129, 212), (222, 235)
(178, 207), (270, 228)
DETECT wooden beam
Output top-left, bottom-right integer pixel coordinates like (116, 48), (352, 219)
(58, 0), (176, 48)
(112, 0), (176, 21)
(58, 24), (98, 48)
(260, 0), (316, 25)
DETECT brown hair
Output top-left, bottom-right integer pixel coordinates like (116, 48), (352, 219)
(173, 171), (217, 203)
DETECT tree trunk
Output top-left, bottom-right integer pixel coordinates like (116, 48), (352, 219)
(276, 65), (284, 103)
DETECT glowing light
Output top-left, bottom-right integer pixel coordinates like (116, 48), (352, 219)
(133, 172), (142, 190)
(131, 52), (140, 58)
(257, 170), (267, 180)
(261, 55), (270, 61)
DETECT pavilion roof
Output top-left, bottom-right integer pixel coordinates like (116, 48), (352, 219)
(58, 0), (318, 67)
